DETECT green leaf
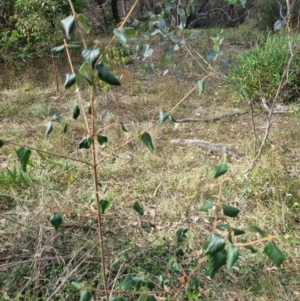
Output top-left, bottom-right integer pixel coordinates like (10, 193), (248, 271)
(222, 205), (240, 218)
(99, 199), (110, 214)
(176, 228), (188, 244)
(72, 104), (80, 120)
(120, 122), (128, 132)
(16, 148), (31, 172)
(198, 80), (205, 96)
(159, 110), (169, 124)
(139, 132), (154, 152)
(61, 15), (75, 38)
(226, 245), (239, 268)
(221, 60), (228, 72)
(202, 240), (209, 251)
(64, 73), (76, 89)
(199, 199), (216, 212)
(170, 34), (180, 43)
(264, 242), (285, 267)
(77, 14), (91, 33)
(50, 213), (62, 230)
(213, 164), (228, 178)
(114, 27), (136, 44)
(97, 135), (107, 145)
(0, 140), (4, 148)
(133, 201), (144, 215)
(208, 249), (227, 278)
(287, 235), (300, 244)
(189, 276), (199, 292)
(147, 296), (157, 301)
(120, 252), (129, 262)
(63, 123), (68, 133)
(274, 19), (282, 31)
(232, 228), (245, 236)
(137, 294), (148, 301)
(109, 156), (117, 164)
(80, 290), (92, 301)
(119, 275), (135, 290)
(52, 113), (63, 122)
(247, 225), (269, 237)
(79, 136), (92, 149)
(205, 233), (226, 255)
(51, 45), (65, 54)
(45, 121), (53, 136)
(213, 44), (219, 52)
(110, 296), (125, 301)
(68, 44), (82, 50)
(82, 47), (101, 69)
(79, 61), (92, 85)
(96, 63), (121, 86)
(217, 224), (229, 231)
(71, 281), (83, 290)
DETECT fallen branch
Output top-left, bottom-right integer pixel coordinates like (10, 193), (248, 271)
(171, 139), (240, 158)
(176, 111), (248, 123)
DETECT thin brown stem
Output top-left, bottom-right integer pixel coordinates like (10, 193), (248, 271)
(90, 79), (109, 300)
(63, 39), (90, 134)
(95, 73), (214, 166)
(1, 140), (92, 167)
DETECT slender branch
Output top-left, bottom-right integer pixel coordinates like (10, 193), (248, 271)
(1, 140), (92, 167)
(96, 73), (214, 166)
(63, 39), (90, 134)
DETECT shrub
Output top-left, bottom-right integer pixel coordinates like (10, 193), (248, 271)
(231, 33), (300, 102)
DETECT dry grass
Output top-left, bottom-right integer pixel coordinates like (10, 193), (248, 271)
(0, 32), (300, 300)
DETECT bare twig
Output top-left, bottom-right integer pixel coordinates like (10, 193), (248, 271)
(176, 111), (248, 123)
(171, 139), (240, 158)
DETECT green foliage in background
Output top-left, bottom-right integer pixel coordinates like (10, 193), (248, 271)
(231, 33), (300, 102)
(0, 0), (88, 62)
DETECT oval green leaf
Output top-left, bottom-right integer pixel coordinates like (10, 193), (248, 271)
(79, 61), (92, 85)
(213, 164), (228, 178)
(232, 228), (245, 236)
(159, 110), (169, 124)
(139, 132), (154, 152)
(50, 213), (62, 230)
(64, 73), (76, 89)
(16, 147), (31, 172)
(119, 275), (135, 290)
(96, 63), (121, 86)
(45, 121), (53, 136)
(222, 205), (240, 218)
(52, 113), (63, 122)
(208, 249), (227, 278)
(68, 44), (82, 50)
(200, 199), (216, 212)
(82, 47), (101, 69)
(264, 242), (285, 267)
(217, 224), (230, 231)
(77, 14), (91, 33)
(205, 233), (226, 255)
(99, 199), (110, 214)
(0, 140), (4, 148)
(72, 104), (80, 120)
(97, 135), (107, 145)
(79, 136), (92, 149)
(51, 45), (65, 54)
(114, 27), (136, 44)
(226, 245), (239, 268)
(61, 15), (75, 39)
(80, 290), (92, 301)
(133, 201), (144, 215)
(198, 80), (205, 96)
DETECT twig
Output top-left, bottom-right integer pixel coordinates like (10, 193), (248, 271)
(176, 111), (248, 123)
(171, 139), (240, 158)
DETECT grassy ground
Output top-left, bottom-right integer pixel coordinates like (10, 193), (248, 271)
(0, 29), (300, 301)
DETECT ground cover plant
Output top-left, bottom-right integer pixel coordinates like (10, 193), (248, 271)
(1, 0), (300, 300)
